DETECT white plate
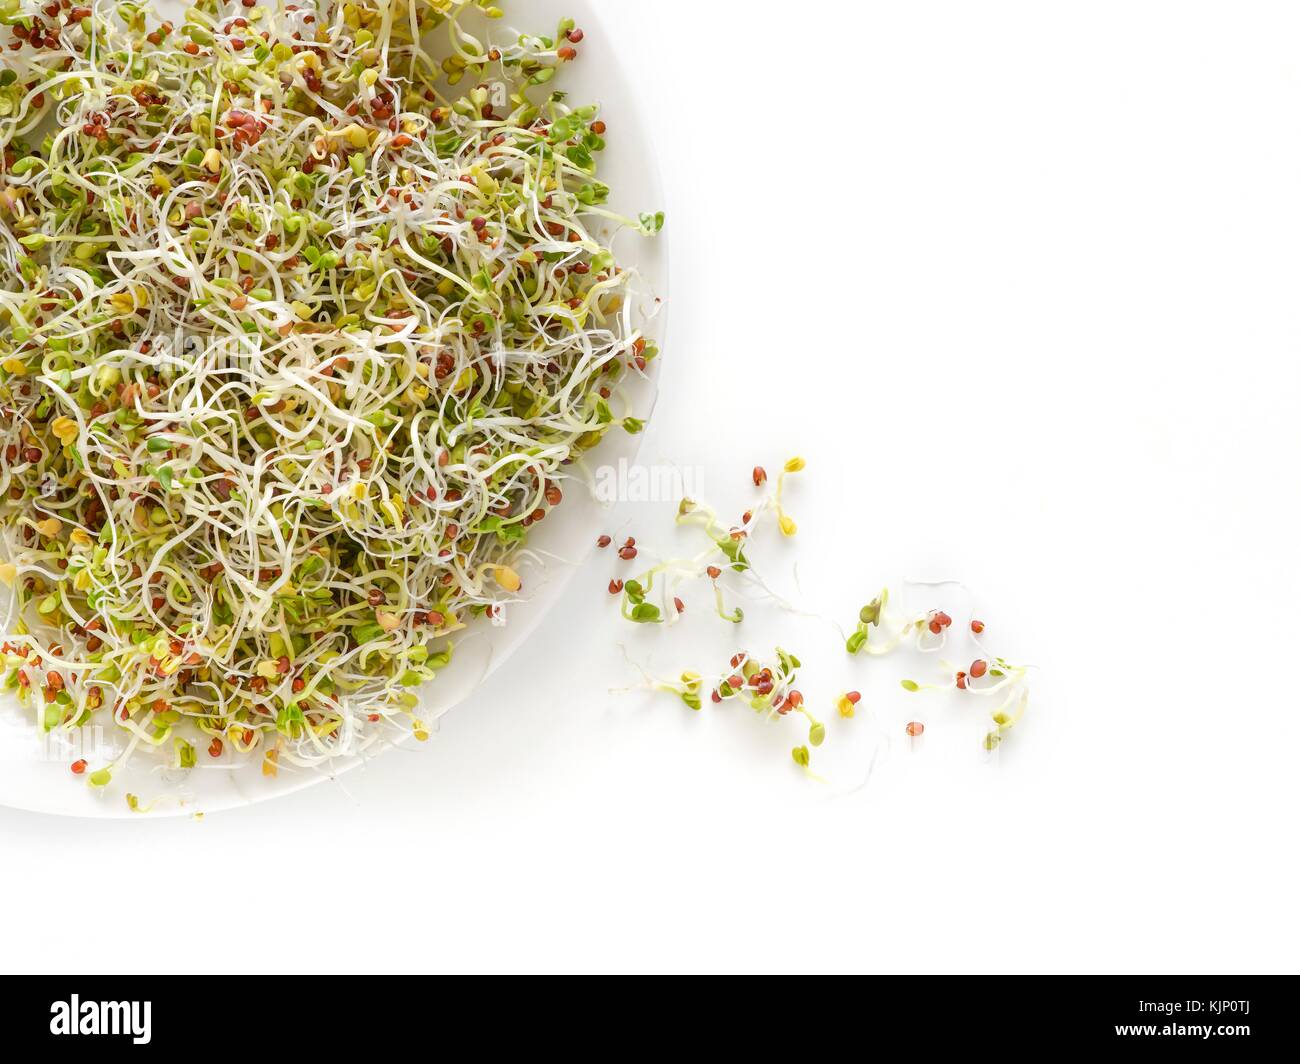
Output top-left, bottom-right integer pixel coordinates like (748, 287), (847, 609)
(0, 0), (667, 818)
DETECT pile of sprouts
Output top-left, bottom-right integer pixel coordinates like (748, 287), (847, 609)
(0, 0), (661, 789)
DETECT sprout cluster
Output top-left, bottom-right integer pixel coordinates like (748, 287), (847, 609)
(645, 646), (825, 769)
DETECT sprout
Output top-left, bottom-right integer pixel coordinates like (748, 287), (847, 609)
(493, 566), (523, 593)
(847, 590), (890, 655)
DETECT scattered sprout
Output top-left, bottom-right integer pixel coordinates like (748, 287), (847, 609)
(887, 594), (1033, 750)
(627, 646), (826, 773)
(609, 462), (810, 627)
(846, 589), (889, 654)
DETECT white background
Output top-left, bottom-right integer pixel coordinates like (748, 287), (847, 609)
(3, 0), (1299, 973)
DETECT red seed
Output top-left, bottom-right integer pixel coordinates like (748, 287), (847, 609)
(70, 759), (86, 774)
(905, 721), (925, 737)
(706, 566), (721, 579)
(928, 618), (943, 635)
(673, 597), (685, 614)
(956, 672), (968, 690)
(970, 659), (988, 679)
(544, 485), (562, 506)
(566, 28), (584, 42)
(727, 675), (743, 689)
(710, 690), (721, 703)
(937, 611), (952, 628)
(846, 690), (862, 704)
(608, 579), (623, 595)
(596, 535), (612, 548)
(208, 738), (224, 758)
(618, 546), (637, 561)
(971, 619), (985, 634)
(558, 45), (577, 60)
(752, 466), (767, 487)
(786, 690), (804, 709)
